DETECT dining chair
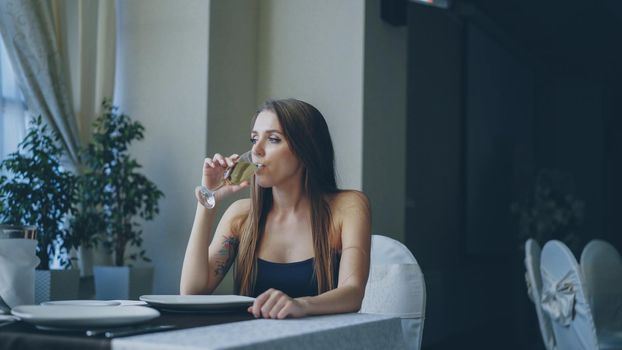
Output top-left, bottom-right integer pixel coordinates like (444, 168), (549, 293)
(525, 238), (557, 350)
(581, 240), (622, 333)
(359, 234), (426, 350)
(540, 240), (622, 350)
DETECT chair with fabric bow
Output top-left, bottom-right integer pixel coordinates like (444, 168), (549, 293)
(525, 238), (557, 350)
(581, 240), (622, 337)
(359, 234), (426, 350)
(540, 240), (622, 350)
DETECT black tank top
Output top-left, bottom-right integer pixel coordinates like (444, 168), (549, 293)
(253, 257), (340, 298)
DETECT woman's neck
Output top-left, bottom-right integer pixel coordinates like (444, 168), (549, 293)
(271, 179), (309, 216)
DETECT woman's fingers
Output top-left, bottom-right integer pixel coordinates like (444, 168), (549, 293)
(269, 297), (289, 319)
(250, 289), (272, 317)
(204, 158), (214, 168)
(212, 153), (226, 167)
(276, 300), (295, 319)
(247, 290), (306, 319)
(225, 154), (239, 168)
(206, 154), (240, 169)
(260, 290), (284, 318)
(200, 153), (249, 201)
(203, 153), (241, 178)
(249, 289), (290, 319)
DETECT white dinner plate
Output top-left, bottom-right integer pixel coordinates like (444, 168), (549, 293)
(139, 295), (255, 312)
(112, 300), (148, 306)
(41, 300), (122, 307)
(11, 305), (160, 329)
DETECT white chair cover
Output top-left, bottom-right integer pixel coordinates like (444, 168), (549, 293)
(0, 239), (39, 310)
(581, 240), (622, 333)
(540, 240), (622, 350)
(360, 235), (426, 350)
(525, 239), (557, 350)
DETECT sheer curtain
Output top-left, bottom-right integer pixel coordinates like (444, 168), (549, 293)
(0, 34), (29, 161)
(0, 0), (116, 167)
(53, 0), (116, 145)
(0, 0), (80, 165)
(0, 0), (116, 271)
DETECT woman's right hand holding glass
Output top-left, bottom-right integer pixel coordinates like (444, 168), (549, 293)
(195, 153), (250, 208)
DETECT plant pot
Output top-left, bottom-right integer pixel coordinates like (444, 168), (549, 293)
(77, 247), (93, 277)
(93, 266), (153, 300)
(34, 269), (81, 304)
(77, 245), (112, 277)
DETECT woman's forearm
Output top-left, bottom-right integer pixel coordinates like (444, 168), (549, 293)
(180, 203), (217, 294)
(298, 285), (365, 316)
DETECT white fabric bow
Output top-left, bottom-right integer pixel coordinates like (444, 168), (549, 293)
(525, 272), (535, 303)
(541, 269), (576, 327)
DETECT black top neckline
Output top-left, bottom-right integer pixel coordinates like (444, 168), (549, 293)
(257, 257), (314, 265)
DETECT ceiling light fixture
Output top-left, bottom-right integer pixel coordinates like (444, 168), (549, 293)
(411, 0), (451, 9)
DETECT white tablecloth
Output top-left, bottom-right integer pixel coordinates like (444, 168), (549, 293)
(112, 313), (406, 350)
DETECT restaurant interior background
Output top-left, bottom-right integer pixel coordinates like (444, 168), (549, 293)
(2, 0), (621, 349)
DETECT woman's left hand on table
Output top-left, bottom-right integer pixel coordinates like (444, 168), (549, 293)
(248, 288), (308, 319)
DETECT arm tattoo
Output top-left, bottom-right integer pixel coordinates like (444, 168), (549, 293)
(215, 236), (240, 276)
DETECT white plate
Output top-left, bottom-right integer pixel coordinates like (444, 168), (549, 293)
(41, 300), (122, 307)
(0, 315), (18, 322)
(11, 305), (160, 329)
(112, 300), (148, 306)
(139, 295), (255, 311)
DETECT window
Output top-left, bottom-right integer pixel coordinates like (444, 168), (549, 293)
(0, 34), (29, 160)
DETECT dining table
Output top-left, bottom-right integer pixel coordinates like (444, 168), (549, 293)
(0, 309), (407, 350)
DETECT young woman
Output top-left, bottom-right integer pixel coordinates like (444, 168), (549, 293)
(180, 98), (371, 319)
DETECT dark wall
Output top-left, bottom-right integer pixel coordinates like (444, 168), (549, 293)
(534, 74), (606, 251)
(604, 83), (622, 249)
(405, 4), (464, 344)
(463, 21), (535, 256)
(406, 3), (530, 347)
(405, 2), (593, 349)
(406, 2), (622, 349)
(406, 0), (463, 272)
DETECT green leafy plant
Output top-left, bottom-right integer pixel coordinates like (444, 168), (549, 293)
(0, 176), (5, 214)
(0, 116), (75, 269)
(67, 172), (106, 252)
(81, 100), (164, 266)
(511, 169), (585, 254)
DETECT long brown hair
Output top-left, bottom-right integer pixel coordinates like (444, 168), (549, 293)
(234, 98), (339, 296)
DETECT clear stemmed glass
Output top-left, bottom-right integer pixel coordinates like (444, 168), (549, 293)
(195, 150), (257, 208)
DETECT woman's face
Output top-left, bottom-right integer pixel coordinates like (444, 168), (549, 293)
(251, 110), (303, 188)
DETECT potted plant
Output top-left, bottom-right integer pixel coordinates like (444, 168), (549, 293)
(68, 171), (108, 278)
(85, 100), (164, 300)
(0, 116), (80, 303)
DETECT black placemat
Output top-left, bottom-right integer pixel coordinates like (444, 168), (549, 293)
(0, 310), (254, 350)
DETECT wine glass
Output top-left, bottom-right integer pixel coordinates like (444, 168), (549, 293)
(195, 150), (257, 208)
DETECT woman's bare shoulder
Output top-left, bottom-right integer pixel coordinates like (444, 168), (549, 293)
(329, 190), (371, 231)
(226, 198), (251, 214)
(220, 198), (251, 237)
(329, 190), (371, 215)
